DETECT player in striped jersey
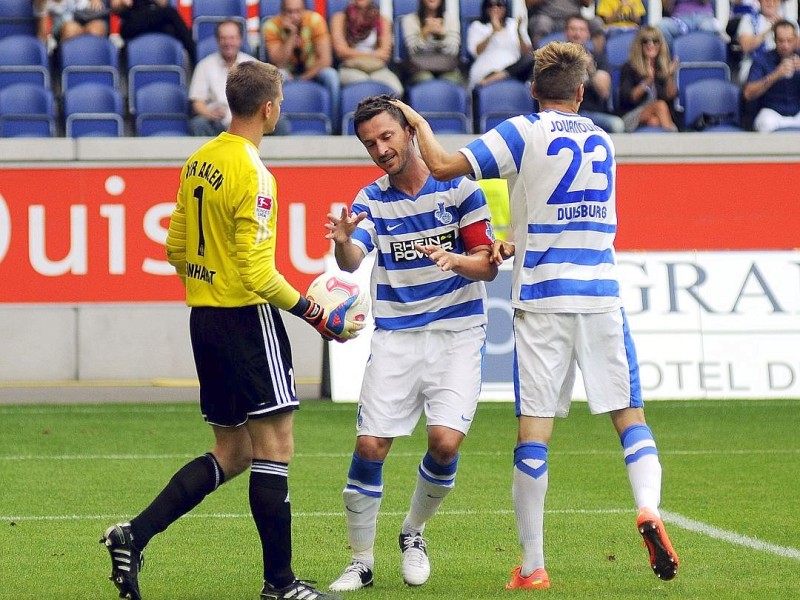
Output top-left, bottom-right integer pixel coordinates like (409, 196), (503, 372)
(393, 42), (679, 589)
(101, 61), (356, 600)
(326, 95), (498, 592)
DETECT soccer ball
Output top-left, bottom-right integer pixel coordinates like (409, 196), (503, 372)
(306, 273), (369, 323)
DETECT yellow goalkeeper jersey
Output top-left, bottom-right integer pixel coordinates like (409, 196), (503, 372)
(166, 131), (301, 310)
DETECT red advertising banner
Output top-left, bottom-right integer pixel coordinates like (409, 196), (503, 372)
(0, 162), (796, 303)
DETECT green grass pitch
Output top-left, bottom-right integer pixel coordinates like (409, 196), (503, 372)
(1, 398), (799, 599)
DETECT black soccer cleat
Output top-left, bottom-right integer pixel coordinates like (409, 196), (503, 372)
(101, 522), (144, 600)
(261, 579), (342, 600)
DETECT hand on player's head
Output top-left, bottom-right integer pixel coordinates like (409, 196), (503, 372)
(390, 99), (424, 129)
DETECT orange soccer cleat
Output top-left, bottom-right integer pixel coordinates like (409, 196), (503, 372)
(637, 509), (679, 581)
(505, 566), (551, 590)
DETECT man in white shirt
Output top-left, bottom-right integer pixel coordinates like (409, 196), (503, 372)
(189, 19), (290, 136)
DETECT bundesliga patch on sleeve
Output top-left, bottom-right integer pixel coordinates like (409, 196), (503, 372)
(255, 194), (273, 221)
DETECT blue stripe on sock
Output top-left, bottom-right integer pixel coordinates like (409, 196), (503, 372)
(624, 445), (659, 465)
(513, 442), (548, 479)
(620, 424), (658, 465)
(620, 424), (654, 449)
(345, 483), (383, 498)
(419, 452), (458, 486)
(346, 453), (384, 497)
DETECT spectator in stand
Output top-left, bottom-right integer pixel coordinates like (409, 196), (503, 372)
(263, 0), (341, 131)
(110, 0), (195, 62)
(564, 14), (625, 133)
(400, 0), (463, 86)
(189, 20), (290, 136)
(526, 0), (602, 49)
(657, 0), (722, 48)
(330, 0), (404, 94)
(743, 19), (800, 131)
(617, 25), (679, 131)
(595, 0), (645, 36)
(735, 0), (787, 83)
(466, 0), (533, 89)
(34, 0), (109, 44)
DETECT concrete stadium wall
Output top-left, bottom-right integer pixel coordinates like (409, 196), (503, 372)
(1, 133), (798, 398)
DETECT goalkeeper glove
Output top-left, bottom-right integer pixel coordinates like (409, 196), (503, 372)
(301, 296), (363, 342)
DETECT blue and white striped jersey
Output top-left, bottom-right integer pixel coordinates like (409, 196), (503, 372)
(460, 110), (621, 314)
(350, 173), (491, 331)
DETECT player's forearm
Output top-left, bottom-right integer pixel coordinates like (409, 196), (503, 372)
(454, 248), (498, 281)
(413, 119), (468, 181)
(334, 240), (364, 273)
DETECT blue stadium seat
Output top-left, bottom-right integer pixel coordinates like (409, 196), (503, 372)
(672, 31), (730, 112)
(326, 0), (349, 20)
(536, 31), (566, 49)
(134, 81), (190, 136)
(672, 31), (727, 63)
(407, 79), (471, 134)
(0, 0), (37, 39)
(0, 83), (55, 137)
(393, 0), (418, 19)
(0, 35), (50, 89)
(605, 29), (637, 67)
(474, 79), (534, 133)
(683, 79), (743, 132)
(64, 83), (124, 137)
(59, 34), (120, 92)
(192, 0), (247, 44)
(281, 80), (332, 135)
(340, 81), (397, 135)
(675, 62), (731, 112)
(126, 33), (188, 114)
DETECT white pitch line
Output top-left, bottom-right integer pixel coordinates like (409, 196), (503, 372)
(6, 507), (799, 562)
(661, 510), (800, 561)
(2, 507), (629, 522)
(2, 448), (799, 461)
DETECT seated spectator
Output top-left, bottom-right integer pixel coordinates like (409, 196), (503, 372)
(330, 0), (403, 94)
(526, 0), (602, 48)
(263, 0), (341, 130)
(189, 20), (290, 136)
(564, 15), (625, 133)
(595, 0), (645, 36)
(110, 0), (195, 62)
(400, 0), (463, 86)
(617, 25), (679, 131)
(466, 0), (533, 89)
(657, 0), (722, 47)
(743, 20), (800, 131)
(34, 0), (109, 44)
(735, 0), (786, 84)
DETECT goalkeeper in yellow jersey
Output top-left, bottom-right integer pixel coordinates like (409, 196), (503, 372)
(101, 61), (358, 600)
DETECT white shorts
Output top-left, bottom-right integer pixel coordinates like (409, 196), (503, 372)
(356, 326), (486, 438)
(512, 308), (642, 418)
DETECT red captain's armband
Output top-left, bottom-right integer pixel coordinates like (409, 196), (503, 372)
(460, 220), (494, 251)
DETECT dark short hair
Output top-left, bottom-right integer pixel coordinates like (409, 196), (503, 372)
(226, 61), (282, 118)
(352, 94), (406, 139)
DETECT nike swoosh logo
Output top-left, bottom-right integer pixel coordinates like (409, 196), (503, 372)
(387, 223), (402, 231)
(460, 415), (473, 422)
(345, 506), (363, 514)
